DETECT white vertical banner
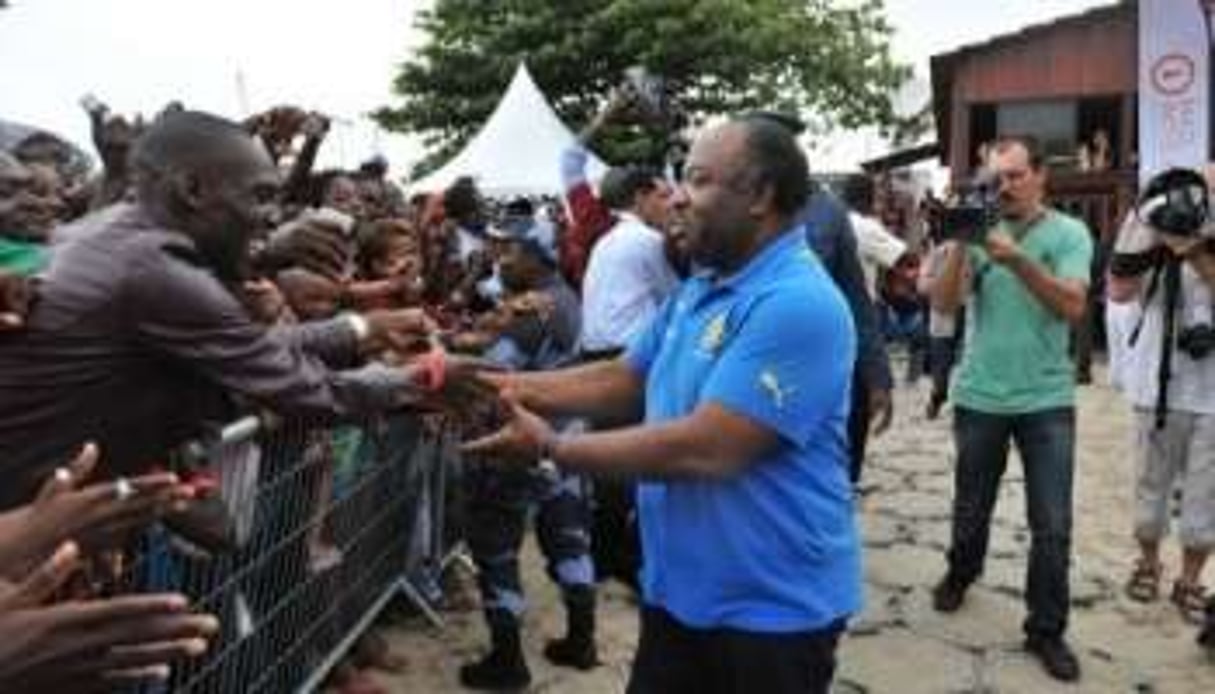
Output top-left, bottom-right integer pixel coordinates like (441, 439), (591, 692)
(1139, 0), (1211, 183)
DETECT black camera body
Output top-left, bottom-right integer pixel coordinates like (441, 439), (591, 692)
(941, 172), (1000, 244)
(1178, 323), (1215, 360)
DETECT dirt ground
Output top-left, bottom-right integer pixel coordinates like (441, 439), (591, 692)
(366, 364), (1215, 693)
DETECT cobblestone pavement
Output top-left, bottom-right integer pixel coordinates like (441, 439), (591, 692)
(377, 368), (1215, 693)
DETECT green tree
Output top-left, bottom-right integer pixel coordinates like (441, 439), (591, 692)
(375, 0), (911, 176)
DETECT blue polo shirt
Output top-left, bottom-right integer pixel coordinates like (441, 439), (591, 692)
(625, 227), (861, 633)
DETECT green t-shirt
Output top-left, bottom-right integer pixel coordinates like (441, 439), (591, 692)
(0, 237), (49, 276)
(951, 209), (1094, 414)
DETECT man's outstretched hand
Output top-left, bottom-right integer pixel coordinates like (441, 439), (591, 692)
(0, 590), (219, 691)
(261, 214), (350, 281)
(0, 272), (32, 331)
(461, 397), (556, 465)
(364, 309), (436, 355)
(410, 350), (505, 413)
(0, 443), (194, 579)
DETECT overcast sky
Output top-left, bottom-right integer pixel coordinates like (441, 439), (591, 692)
(0, 0), (1112, 176)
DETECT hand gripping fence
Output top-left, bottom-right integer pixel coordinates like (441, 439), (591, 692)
(116, 411), (466, 693)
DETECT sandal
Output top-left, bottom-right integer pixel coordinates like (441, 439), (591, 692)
(1125, 558), (1162, 602)
(1170, 580), (1208, 624)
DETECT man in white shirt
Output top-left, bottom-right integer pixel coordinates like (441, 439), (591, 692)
(576, 164), (679, 590)
(1108, 172), (1215, 625)
(841, 174), (907, 296)
(579, 165), (679, 359)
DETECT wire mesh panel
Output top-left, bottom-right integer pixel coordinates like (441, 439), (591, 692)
(120, 412), (452, 694)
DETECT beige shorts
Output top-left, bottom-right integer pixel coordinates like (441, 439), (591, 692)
(1133, 409), (1215, 550)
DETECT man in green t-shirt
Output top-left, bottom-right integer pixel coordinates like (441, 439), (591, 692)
(928, 135), (1093, 683)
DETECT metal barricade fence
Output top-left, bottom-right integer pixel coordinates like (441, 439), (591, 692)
(119, 412), (462, 693)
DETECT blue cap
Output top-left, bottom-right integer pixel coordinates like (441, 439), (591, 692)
(489, 216), (558, 266)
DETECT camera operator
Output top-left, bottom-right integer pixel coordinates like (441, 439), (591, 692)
(1107, 167), (1215, 626)
(928, 135), (1093, 683)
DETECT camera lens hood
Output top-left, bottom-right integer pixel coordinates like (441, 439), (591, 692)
(1137, 167), (1210, 237)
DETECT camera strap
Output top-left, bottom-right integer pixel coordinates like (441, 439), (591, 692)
(1122, 255), (1180, 430)
(1156, 260), (1182, 430)
(1127, 257), (1181, 430)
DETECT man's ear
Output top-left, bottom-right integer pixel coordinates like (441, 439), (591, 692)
(169, 171), (206, 212)
(748, 179), (776, 218)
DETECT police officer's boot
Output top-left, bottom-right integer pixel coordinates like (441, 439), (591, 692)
(459, 617), (531, 690)
(543, 586), (599, 670)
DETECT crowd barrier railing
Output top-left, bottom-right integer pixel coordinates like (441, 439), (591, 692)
(120, 411), (462, 693)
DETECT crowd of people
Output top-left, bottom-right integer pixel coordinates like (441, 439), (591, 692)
(1, 81), (1214, 694)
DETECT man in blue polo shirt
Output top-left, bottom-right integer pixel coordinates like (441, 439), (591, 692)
(466, 116), (860, 693)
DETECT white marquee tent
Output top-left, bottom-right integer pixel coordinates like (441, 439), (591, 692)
(409, 63), (608, 197)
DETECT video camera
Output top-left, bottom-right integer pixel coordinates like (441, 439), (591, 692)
(617, 66), (674, 128)
(940, 169), (1000, 244)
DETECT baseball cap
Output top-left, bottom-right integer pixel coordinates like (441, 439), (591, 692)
(488, 215), (558, 266)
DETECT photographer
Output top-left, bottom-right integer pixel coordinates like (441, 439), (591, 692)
(928, 135), (1093, 683)
(1107, 167), (1215, 626)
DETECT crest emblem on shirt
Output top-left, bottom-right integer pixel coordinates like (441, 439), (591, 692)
(699, 314), (728, 355)
(759, 368), (795, 409)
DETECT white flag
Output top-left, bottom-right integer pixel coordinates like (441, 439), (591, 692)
(1139, 0), (1211, 183)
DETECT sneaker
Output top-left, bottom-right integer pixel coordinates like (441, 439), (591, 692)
(931, 573), (969, 613)
(1024, 635), (1081, 682)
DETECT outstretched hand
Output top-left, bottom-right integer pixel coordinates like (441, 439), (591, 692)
(0, 590), (219, 690)
(0, 272), (33, 331)
(0, 444), (194, 579)
(410, 349), (505, 414)
(461, 396), (555, 465)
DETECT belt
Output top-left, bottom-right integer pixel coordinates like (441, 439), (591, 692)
(578, 347), (624, 362)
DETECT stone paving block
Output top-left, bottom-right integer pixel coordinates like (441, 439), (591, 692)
(910, 586), (1025, 651)
(837, 627), (982, 694)
(869, 489), (952, 522)
(866, 544), (947, 591)
(983, 645), (1141, 694)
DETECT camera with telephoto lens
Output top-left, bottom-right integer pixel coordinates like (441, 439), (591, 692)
(1138, 167), (1212, 239)
(940, 169), (1000, 244)
(619, 67), (667, 123)
(1138, 168), (1215, 360)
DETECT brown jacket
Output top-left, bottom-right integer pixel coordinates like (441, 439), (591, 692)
(0, 204), (418, 509)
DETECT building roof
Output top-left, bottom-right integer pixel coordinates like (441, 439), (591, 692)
(860, 142), (941, 173)
(930, 1), (1132, 164)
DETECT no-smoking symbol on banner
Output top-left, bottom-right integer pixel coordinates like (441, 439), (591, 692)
(1151, 53), (1197, 96)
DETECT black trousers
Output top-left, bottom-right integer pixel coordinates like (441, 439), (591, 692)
(627, 607), (843, 694)
(846, 369), (870, 484)
(580, 347), (643, 590)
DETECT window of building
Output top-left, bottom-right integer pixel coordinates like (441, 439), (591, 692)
(968, 96), (1127, 172)
(997, 100), (1077, 165)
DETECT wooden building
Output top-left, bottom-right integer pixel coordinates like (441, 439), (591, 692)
(930, 1), (1140, 241)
